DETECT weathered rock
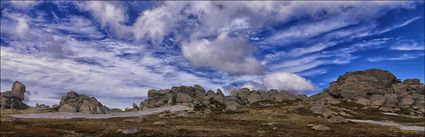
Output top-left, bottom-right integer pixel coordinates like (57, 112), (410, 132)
(194, 85), (206, 97)
(58, 91), (110, 114)
(247, 93), (262, 104)
(153, 120), (170, 126)
(58, 104), (78, 112)
(356, 97), (370, 106)
(369, 94), (385, 106)
(175, 92), (193, 103)
(399, 95), (415, 108)
(172, 86), (195, 96)
(378, 106), (393, 112)
(35, 103), (50, 109)
(328, 116), (348, 124)
(328, 69), (397, 98)
(133, 102), (139, 110)
(383, 93), (398, 107)
(310, 124), (331, 131)
(224, 96), (240, 111)
(0, 81), (28, 109)
(274, 91), (290, 102)
(11, 81), (25, 100)
(118, 127), (141, 134)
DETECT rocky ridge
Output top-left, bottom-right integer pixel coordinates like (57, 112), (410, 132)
(139, 85), (308, 112)
(139, 69), (425, 117)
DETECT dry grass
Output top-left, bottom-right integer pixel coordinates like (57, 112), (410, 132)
(1, 102), (424, 137)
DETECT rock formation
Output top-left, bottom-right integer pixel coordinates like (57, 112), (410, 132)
(319, 69), (425, 114)
(58, 91), (110, 114)
(0, 81), (29, 109)
(139, 85), (307, 112)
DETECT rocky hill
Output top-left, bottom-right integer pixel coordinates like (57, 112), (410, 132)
(138, 69), (424, 117)
(318, 69), (424, 115)
(57, 91), (110, 114)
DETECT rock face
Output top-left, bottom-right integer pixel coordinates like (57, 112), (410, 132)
(322, 69), (425, 114)
(139, 85), (306, 111)
(58, 91), (110, 114)
(0, 81), (29, 109)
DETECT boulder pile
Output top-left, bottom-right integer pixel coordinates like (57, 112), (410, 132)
(321, 69), (424, 114)
(58, 91), (110, 114)
(0, 81), (29, 109)
(139, 85), (307, 112)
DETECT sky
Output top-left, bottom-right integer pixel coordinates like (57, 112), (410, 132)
(1, 1), (424, 108)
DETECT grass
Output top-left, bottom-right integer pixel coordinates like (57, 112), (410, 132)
(1, 102), (424, 137)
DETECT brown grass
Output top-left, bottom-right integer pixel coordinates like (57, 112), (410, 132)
(1, 102), (424, 137)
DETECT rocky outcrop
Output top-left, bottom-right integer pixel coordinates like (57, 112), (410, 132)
(0, 81), (29, 109)
(139, 85), (306, 111)
(320, 69), (424, 115)
(58, 91), (110, 114)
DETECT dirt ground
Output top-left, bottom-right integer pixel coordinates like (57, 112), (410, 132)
(1, 103), (424, 137)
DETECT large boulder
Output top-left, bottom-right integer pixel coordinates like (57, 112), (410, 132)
(369, 94), (385, 106)
(398, 95), (415, 108)
(383, 93), (398, 107)
(175, 92), (194, 103)
(58, 91), (110, 114)
(247, 93), (262, 104)
(11, 81), (26, 100)
(328, 69), (397, 98)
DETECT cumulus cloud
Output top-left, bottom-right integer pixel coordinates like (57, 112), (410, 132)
(78, 1), (131, 38)
(263, 72), (315, 93)
(182, 32), (264, 75)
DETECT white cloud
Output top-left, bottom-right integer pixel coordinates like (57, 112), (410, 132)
(9, 1), (39, 9)
(78, 1), (131, 38)
(182, 32), (264, 75)
(298, 69), (328, 77)
(390, 41), (424, 51)
(367, 53), (425, 62)
(132, 2), (185, 44)
(263, 72), (315, 93)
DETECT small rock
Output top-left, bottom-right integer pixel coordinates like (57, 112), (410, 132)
(172, 111), (191, 118)
(328, 116), (348, 124)
(118, 127), (141, 134)
(153, 120), (170, 126)
(262, 122), (279, 126)
(311, 124), (331, 131)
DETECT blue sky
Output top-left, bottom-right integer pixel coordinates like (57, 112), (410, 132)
(1, 1), (424, 108)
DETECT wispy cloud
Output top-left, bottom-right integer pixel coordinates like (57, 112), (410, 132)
(390, 41), (425, 51)
(367, 53), (425, 62)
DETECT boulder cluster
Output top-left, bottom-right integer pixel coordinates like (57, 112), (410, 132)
(322, 69), (424, 114)
(57, 91), (110, 114)
(0, 81), (28, 109)
(139, 85), (307, 112)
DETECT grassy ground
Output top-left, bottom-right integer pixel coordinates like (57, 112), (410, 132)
(1, 103), (424, 137)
